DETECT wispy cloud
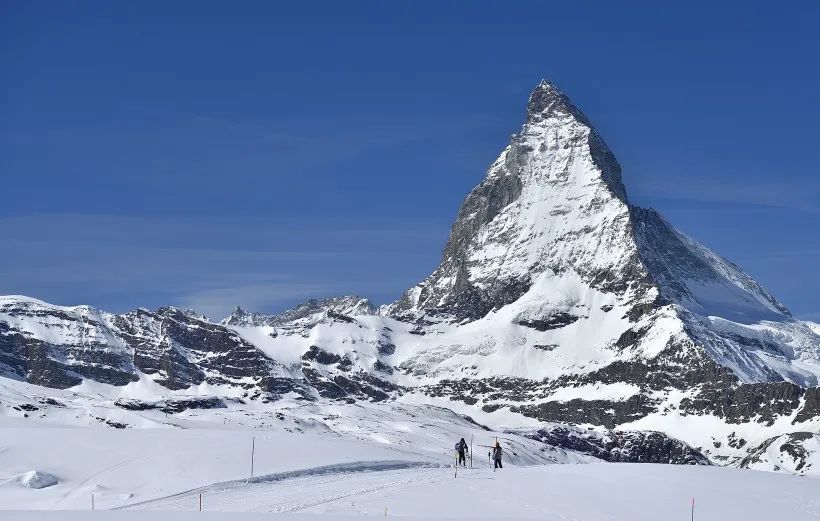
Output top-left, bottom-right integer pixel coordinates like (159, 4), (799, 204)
(0, 213), (441, 319)
(631, 177), (820, 213)
(181, 109), (505, 179)
(173, 281), (344, 321)
(798, 311), (820, 323)
(733, 249), (820, 263)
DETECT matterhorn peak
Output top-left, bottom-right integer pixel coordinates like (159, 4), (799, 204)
(526, 79), (590, 126)
(389, 79), (637, 320)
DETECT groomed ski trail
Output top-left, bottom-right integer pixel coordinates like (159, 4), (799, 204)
(121, 460), (451, 513)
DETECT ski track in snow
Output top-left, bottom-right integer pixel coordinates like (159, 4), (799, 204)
(51, 457), (142, 509)
(116, 462), (820, 520)
(122, 461), (447, 513)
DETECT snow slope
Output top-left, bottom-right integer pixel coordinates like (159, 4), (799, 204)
(6, 464), (820, 520)
(1, 387), (817, 520)
(0, 376), (591, 511)
(123, 464), (820, 520)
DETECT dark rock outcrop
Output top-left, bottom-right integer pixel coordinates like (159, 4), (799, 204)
(528, 426), (710, 465)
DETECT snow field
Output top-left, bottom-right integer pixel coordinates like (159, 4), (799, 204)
(6, 464), (820, 520)
(0, 397), (578, 511)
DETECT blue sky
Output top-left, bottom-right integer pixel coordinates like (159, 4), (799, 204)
(1, 1), (818, 320)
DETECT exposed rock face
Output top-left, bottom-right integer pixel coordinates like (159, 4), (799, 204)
(112, 308), (206, 390)
(527, 425), (711, 465)
(739, 432), (820, 475)
(0, 297), (304, 400)
(0, 301), (139, 389)
(114, 396), (226, 414)
(2, 80), (819, 474)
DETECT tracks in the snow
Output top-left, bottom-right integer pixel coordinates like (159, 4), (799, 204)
(120, 460), (448, 513)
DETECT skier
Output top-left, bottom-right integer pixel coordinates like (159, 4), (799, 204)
(492, 441), (503, 470)
(455, 437), (469, 467)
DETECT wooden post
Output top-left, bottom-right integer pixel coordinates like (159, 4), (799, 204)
(199, 493), (202, 511)
(470, 435), (473, 468)
(91, 493), (94, 511)
(691, 497), (694, 521)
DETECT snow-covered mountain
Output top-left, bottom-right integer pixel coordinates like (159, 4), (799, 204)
(222, 296), (375, 329)
(2, 80), (818, 475)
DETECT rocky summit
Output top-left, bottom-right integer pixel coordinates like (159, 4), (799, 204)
(2, 80), (819, 473)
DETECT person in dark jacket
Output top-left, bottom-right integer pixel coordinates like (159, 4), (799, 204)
(492, 441), (503, 469)
(455, 438), (468, 466)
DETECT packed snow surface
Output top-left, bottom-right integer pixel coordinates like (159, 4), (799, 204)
(5, 464), (820, 520)
(1, 393), (819, 520)
(4, 382), (817, 520)
(0, 392), (588, 511)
